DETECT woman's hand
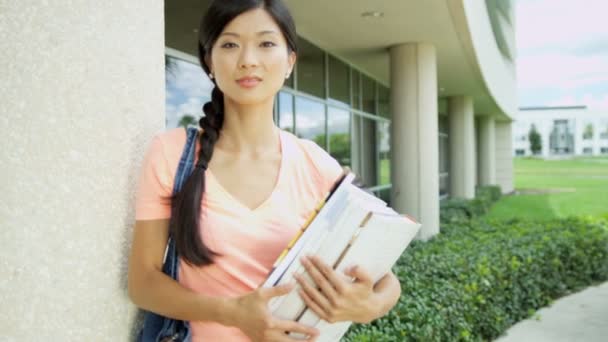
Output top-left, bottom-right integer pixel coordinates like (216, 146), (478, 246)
(227, 283), (320, 342)
(295, 256), (401, 324)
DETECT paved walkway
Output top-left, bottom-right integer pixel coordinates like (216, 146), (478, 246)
(495, 281), (608, 342)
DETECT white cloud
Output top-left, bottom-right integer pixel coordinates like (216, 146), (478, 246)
(516, 0), (608, 53)
(516, 0), (608, 108)
(517, 53), (608, 91)
(547, 93), (608, 110)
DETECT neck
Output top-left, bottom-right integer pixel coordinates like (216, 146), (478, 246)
(215, 96), (279, 156)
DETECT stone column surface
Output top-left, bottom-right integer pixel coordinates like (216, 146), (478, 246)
(1, 1), (165, 340)
(478, 115), (497, 185)
(389, 42), (439, 240)
(448, 96), (476, 199)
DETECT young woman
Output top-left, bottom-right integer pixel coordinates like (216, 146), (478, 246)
(128, 1), (401, 341)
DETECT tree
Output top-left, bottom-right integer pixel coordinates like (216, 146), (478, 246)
(178, 114), (198, 128)
(583, 123), (594, 140)
(528, 124), (542, 155)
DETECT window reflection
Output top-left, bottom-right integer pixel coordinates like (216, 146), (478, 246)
(361, 74), (376, 114)
(328, 107), (351, 166)
(360, 117), (378, 187)
(296, 37), (325, 98)
(351, 71), (361, 110)
(377, 121), (390, 185)
(165, 55), (213, 129)
(378, 86), (390, 119)
(278, 92), (294, 133)
(328, 55), (350, 106)
(295, 97), (326, 149)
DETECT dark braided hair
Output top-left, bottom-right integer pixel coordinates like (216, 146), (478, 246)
(168, 0), (298, 266)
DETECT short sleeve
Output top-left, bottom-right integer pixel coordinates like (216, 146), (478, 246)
(299, 139), (344, 193)
(134, 135), (173, 220)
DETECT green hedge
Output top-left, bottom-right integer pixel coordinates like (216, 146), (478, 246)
(343, 216), (608, 341)
(440, 185), (502, 224)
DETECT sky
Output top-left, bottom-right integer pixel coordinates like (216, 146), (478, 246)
(516, 0), (608, 109)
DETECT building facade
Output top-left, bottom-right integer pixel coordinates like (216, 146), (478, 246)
(3, 0), (516, 339)
(513, 106), (608, 157)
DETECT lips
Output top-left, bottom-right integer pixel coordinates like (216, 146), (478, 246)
(236, 76), (262, 88)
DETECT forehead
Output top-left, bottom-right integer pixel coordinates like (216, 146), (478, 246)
(220, 8), (282, 37)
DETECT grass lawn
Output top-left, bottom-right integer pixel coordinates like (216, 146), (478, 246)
(486, 156), (608, 220)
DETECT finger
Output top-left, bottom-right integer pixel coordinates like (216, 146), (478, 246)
(303, 256), (343, 296)
(260, 283), (295, 300)
(295, 273), (332, 313)
(273, 319), (320, 339)
(298, 288), (329, 321)
(345, 265), (374, 286)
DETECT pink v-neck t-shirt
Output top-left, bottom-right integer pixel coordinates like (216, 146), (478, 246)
(134, 127), (343, 341)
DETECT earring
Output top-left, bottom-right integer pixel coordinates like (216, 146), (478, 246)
(209, 73), (214, 79)
(285, 73), (291, 79)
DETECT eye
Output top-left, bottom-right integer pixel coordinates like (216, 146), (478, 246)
(221, 42), (238, 49)
(261, 41), (276, 48)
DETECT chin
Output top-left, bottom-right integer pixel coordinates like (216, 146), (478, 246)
(228, 89), (277, 105)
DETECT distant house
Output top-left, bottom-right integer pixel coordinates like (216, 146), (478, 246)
(513, 106), (608, 158)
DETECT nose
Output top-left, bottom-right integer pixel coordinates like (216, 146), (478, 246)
(238, 44), (259, 69)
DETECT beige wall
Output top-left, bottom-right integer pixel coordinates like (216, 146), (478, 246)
(1, 1), (164, 340)
(495, 121), (515, 193)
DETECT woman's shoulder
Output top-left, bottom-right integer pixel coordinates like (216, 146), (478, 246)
(281, 129), (343, 190)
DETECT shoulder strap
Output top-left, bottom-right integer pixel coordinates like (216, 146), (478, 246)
(162, 126), (200, 279)
(171, 126), (200, 194)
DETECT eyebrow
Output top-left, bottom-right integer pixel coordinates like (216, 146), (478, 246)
(219, 30), (278, 38)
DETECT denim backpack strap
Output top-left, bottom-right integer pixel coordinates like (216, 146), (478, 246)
(138, 126), (198, 342)
(162, 126), (199, 279)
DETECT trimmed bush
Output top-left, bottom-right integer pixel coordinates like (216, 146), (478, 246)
(343, 216), (608, 341)
(440, 186), (502, 224)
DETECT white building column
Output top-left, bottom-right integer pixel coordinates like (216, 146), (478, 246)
(477, 116), (496, 185)
(448, 96), (476, 198)
(1, 1), (164, 340)
(389, 43), (439, 240)
(495, 121), (515, 193)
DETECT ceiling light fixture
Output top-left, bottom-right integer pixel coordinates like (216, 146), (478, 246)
(361, 11), (384, 18)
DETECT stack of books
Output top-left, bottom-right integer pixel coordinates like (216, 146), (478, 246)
(261, 171), (422, 341)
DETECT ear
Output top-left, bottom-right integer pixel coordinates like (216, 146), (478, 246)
(287, 50), (297, 75)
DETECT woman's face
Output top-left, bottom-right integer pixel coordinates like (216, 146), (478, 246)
(208, 8), (296, 105)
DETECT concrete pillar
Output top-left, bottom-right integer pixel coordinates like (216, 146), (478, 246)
(495, 121), (515, 193)
(1, 1), (164, 340)
(389, 43), (439, 240)
(477, 116), (496, 185)
(448, 96), (476, 199)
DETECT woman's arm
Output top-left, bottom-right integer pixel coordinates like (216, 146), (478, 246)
(127, 219), (234, 324)
(127, 219), (319, 341)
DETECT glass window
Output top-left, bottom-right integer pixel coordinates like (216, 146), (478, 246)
(439, 115), (448, 134)
(278, 92), (294, 133)
(296, 37), (325, 98)
(377, 85), (390, 119)
(439, 134), (449, 174)
(377, 121), (390, 185)
(361, 117), (378, 187)
(378, 188), (391, 206)
(351, 70), (360, 110)
(328, 107), (351, 167)
(165, 55), (213, 129)
(295, 97), (326, 148)
(440, 174), (449, 197)
(328, 55), (350, 106)
(351, 113), (363, 177)
(361, 74), (376, 114)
